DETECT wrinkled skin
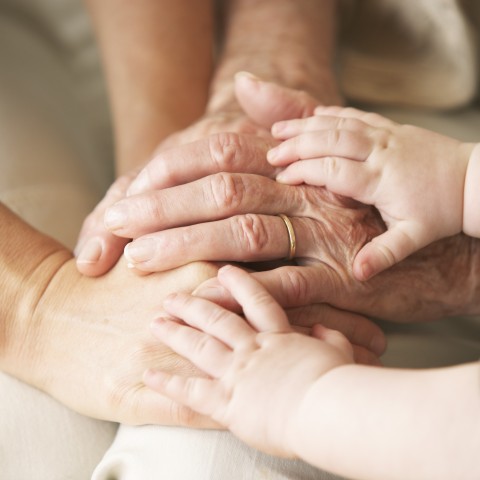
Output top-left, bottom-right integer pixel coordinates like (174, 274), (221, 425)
(110, 160), (479, 327)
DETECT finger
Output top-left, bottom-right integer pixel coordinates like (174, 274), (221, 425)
(276, 158), (375, 202)
(250, 265), (340, 308)
(311, 324), (354, 361)
(123, 214), (308, 272)
(105, 173), (296, 238)
(286, 304), (386, 356)
(144, 369), (223, 420)
(234, 72), (319, 128)
(150, 316), (232, 377)
(192, 277), (242, 313)
(267, 130), (373, 167)
(75, 174), (135, 276)
(217, 265), (291, 333)
(351, 345), (383, 366)
(353, 224), (423, 281)
(75, 234), (129, 277)
(127, 133), (278, 196)
(313, 106), (395, 128)
(162, 292), (255, 349)
(271, 115), (370, 140)
(122, 386), (219, 428)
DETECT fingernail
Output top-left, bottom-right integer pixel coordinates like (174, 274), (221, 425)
(163, 293), (178, 307)
(104, 204), (128, 230)
(235, 71), (260, 83)
(127, 169), (150, 196)
(76, 238), (103, 264)
(271, 122), (286, 136)
(124, 238), (156, 263)
(360, 262), (373, 281)
(370, 335), (387, 356)
(218, 265), (234, 277)
(267, 147), (279, 163)
(150, 317), (167, 329)
(276, 172), (288, 183)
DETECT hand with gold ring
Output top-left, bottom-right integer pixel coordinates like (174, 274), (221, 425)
(102, 78), (478, 332)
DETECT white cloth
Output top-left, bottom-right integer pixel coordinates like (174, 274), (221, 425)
(0, 1), (479, 479)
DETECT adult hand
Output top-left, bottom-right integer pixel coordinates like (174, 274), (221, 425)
(145, 266), (354, 459)
(4, 253), (221, 427)
(103, 77), (479, 324)
(74, 73), (318, 277)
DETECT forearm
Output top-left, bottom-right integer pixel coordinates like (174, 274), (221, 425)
(290, 362), (480, 480)
(209, 0), (341, 113)
(85, 0), (214, 174)
(0, 204), (71, 367)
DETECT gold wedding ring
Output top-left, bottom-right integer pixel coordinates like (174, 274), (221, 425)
(278, 214), (296, 260)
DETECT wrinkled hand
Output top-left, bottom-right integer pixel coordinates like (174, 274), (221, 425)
(269, 106), (474, 280)
(75, 73), (313, 277)
(145, 266), (354, 458)
(101, 78), (477, 324)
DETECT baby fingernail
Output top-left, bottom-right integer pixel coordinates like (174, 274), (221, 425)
(124, 238), (156, 263)
(267, 147), (279, 162)
(76, 238), (103, 264)
(359, 262), (373, 281)
(271, 122), (286, 136)
(104, 204), (128, 230)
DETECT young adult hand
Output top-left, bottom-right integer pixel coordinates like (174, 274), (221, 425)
(269, 106), (476, 280)
(144, 265), (353, 457)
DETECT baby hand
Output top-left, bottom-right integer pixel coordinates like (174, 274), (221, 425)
(144, 265), (353, 458)
(268, 106), (475, 280)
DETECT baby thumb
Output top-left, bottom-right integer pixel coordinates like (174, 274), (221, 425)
(353, 226), (420, 281)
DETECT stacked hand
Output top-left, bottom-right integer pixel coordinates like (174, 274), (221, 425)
(269, 106), (475, 280)
(74, 74), (387, 365)
(145, 265), (354, 457)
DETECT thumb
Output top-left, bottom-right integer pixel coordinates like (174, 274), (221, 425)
(353, 226), (422, 281)
(234, 72), (318, 128)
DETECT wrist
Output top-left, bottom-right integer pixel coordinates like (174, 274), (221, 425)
(0, 207), (72, 375)
(463, 143), (480, 237)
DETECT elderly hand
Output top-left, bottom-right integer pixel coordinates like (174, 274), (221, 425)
(74, 73), (318, 277)
(101, 78), (480, 324)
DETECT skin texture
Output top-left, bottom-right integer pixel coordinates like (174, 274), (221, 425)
(76, 0), (341, 277)
(103, 78), (480, 324)
(269, 106), (476, 280)
(74, 76), (389, 363)
(144, 267), (480, 480)
(0, 203), (221, 426)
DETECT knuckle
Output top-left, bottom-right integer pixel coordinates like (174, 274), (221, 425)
(327, 128), (342, 150)
(140, 192), (166, 225)
(207, 132), (244, 171)
(231, 214), (270, 257)
(280, 267), (311, 304)
(324, 156), (340, 178)
(208, 172), (246, 212)
(191, 334), (214, 358)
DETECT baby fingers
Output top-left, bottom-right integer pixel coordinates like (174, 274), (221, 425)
(150, 316), (233, 377)
(353, 224), (426, 281)
(276, 157), (375, 203)
(143, 369), (223, 419)
(268, 129), (373, 166)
